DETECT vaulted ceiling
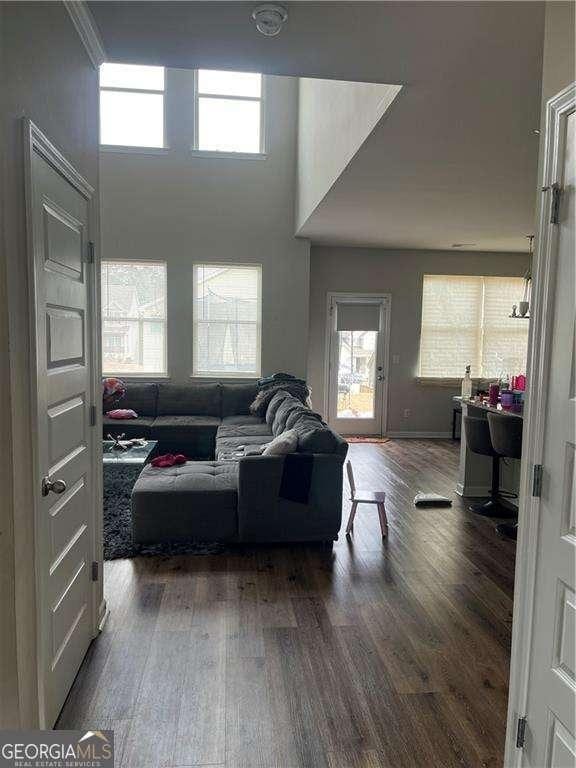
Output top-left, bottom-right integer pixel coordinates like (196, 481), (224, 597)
(89, 1), (545, 252)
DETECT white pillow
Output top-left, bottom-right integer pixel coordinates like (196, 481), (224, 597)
(262, 428), (298, 456)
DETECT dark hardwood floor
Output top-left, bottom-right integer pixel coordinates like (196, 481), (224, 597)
(57, 440), (516, 768)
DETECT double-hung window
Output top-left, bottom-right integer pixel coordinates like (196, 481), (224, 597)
(418, 274), (529, 379)
(194, 70), (264, 155)
(193, 264), (262, 377)
(101, 261), (167, 376)
(100, 63), (165, 148)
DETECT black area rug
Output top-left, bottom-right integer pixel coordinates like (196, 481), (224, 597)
(103, 466), (226, 560)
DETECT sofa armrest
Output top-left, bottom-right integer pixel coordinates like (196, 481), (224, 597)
(237, 454), (344, 542)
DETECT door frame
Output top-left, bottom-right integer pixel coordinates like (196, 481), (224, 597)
(23, 119), (105, 726)
(323, 291), (391, 436)
(504, 82), (575, 767)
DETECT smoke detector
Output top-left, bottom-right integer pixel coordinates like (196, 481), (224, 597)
(252, 4), (288, 36)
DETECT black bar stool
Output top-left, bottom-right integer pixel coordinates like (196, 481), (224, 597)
(463, 416), (515, 517)
(488, 413), (523, 539)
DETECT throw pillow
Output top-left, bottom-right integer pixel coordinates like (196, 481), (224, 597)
(262, 429), (298, 456)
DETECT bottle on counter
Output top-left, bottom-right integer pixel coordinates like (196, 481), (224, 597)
(461, 365), (473, 399)
(488, 382), (500, 406)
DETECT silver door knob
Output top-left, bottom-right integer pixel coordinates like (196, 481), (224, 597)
(42, 476), (67, 497)
(377, 375), (384, 381)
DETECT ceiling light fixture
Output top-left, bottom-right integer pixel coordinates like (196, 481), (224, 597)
(251, 3), (288, 37)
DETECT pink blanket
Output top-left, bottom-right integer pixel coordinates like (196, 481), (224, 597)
(106, 408), (138, 419)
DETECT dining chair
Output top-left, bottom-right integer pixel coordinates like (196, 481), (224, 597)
(345, 460), (388, 538)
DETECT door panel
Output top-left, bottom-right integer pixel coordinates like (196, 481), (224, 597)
(28, 130), (95, 727)
(523, 105), (575, 767)
(327, 295), (390, 436)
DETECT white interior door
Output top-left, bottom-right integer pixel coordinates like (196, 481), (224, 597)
(327, 294), (390, 436)
(521, 99), (575, 766)
(26, 123), (97, 727)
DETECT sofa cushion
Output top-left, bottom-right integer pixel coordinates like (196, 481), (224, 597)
(103, 416), (155, 440)
(221, 383), (259, 417)
(216, 434), (273, 460)
(117, 383), (158, 417)
(272, 395), (303, 436)
(157, 383), (222, 416)
(221, 415), (267, 427)
(151, 415), (221, 443)
(293, 417), (341, 454)
(132, 461), (239, 543)
(265, 390), (292, 428)
(284, 405), (323, 430)
(217, 423), (272, 439)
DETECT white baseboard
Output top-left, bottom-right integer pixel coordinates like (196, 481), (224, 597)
(455, 482), (490, 498)
(386, 431), (453, 439)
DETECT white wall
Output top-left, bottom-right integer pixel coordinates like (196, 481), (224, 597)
(0, 0), (99, 727)
(296, 78), (401, 232)
(308, 246), (529, 435)
(100, 70), (310, 382)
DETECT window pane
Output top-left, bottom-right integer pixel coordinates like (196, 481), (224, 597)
(337, 331), (377, 419)
(100, 91), (164, 147)
(101, 261), (167, 375)
(198, 69), (261, 97)
(419, 276), (483, 377)
(198, 97), (260, 153)
(193, 265), (261, 376)
(482, 277), (528, 378)
(418, 274), (529, 379)
(100, 63), (164, 90)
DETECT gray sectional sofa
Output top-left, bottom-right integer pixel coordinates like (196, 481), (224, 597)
(104, 382), (348, 545)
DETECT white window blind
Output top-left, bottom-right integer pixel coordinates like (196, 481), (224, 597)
(194, 70), (263, 154)
(418, 275), (529, 379)
(100, 63), (165, 148)
(101, 261), (167, 375)
(193, 264), (262, 377)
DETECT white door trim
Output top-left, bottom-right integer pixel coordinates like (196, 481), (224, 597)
(323, 291), (392, 435)
(504, 81), (576, 767)
(23, 119), (104, 726)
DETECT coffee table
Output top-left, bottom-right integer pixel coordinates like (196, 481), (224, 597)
(103, 439), (158, 470)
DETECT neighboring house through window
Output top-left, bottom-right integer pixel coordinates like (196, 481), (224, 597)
(101, 261), (167, 376)
(193, 264), (262, 377)
(194, 69), (264, 154)
(100, 63), (165, 148)
(418, 274), (529, 379)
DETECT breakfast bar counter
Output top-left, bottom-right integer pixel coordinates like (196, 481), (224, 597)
(454, 396), (523, 500)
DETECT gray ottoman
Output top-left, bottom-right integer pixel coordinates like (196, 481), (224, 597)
(131, 461), (239, 544)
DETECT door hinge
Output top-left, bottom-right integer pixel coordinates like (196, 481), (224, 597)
(89, 404), (97, 427)
(542, 183), (562, 224)
(91, 561), (99, 581)
(532, 464), (543, 497)
(516, 716), (527, 749)
(86, 241), (95, 264)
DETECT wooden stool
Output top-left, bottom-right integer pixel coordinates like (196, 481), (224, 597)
(345, 460), (388, 538)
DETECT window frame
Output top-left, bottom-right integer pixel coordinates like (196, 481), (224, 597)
(417, 273), (529, 383)
(101, 259), (169, 378)
(191, 70), (267, 159)
(99, 64), (167, 152)
(191, 262), (263, 380)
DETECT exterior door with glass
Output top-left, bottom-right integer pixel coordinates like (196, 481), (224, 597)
(327, 294), (390, 436)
